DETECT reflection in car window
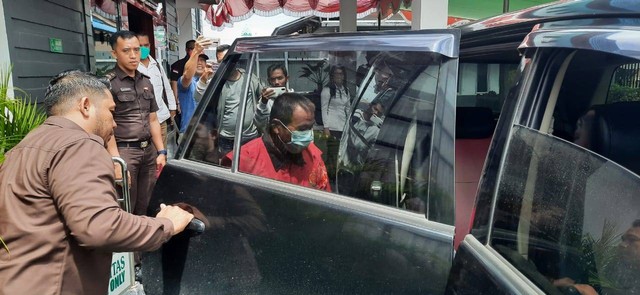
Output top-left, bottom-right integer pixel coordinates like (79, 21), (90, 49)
(492, 125), (640, 295)
(337, 51), (447, 218)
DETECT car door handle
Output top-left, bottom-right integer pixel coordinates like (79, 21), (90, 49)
(186, 218), (206, 236)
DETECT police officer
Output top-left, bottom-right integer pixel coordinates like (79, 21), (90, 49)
(105, 31), (167, 273)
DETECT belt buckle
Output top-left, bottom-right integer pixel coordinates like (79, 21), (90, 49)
(140, 141), (149, 148)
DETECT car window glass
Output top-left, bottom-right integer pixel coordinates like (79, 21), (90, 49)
(492, 126), (640, 295)
(491, 50), (640, 294)
(607, 62), (640, 104)
(210, 49), (453, 220)
(184, 53), (260, 165)
(337, 51), (448, 219)
(457, 63), (518, 114)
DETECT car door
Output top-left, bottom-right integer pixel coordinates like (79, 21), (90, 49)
(143, 30), (460, 295)
(447, 22), (640, 294)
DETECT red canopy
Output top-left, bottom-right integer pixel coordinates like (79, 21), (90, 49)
(202, 0), (412, 27)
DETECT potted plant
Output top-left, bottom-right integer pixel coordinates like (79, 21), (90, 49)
(299, 60), (329, 93)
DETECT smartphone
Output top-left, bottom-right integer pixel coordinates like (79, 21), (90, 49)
(267, 87), (287, 98)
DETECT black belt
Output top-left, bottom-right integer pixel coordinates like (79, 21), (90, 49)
(117, 140), (150, 148)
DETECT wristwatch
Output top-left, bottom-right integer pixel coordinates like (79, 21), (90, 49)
(157, 149), (168, 156)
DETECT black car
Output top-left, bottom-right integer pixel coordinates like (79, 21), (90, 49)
(144, 1), (640, 294)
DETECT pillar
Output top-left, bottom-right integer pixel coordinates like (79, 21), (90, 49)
(339, 1), (357, 32)
(412, 0), (448, 30)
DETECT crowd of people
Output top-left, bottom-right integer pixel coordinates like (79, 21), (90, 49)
(0, 29), (402, 294)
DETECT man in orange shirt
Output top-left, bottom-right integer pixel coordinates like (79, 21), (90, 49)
(223, 93), (330, 191)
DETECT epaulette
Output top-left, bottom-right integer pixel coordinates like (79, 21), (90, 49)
(140, 71), (151, 79)
(104, 71), (117, 81)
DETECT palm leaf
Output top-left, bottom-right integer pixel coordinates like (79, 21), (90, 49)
(0, 66), (46, 159)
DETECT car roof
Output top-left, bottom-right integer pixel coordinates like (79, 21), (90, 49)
(456, 0), (640, 62)
(459, 0), (640, 36)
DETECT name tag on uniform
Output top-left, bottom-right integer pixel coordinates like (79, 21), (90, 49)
(120, 87), (133, 92)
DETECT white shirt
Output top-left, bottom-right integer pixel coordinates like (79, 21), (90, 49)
(138, 56), (177, 123)
(321, 85), (351, 131)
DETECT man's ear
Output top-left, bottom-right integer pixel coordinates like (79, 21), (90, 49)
(111, 49), (117, 60)
(270, 120), (280, 135)
(79, 97), (92, 117)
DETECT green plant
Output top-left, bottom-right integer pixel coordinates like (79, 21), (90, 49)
(299, 60), (329, 93)
(0, 66), (47, 163)
(0, 65), (46, 256)
(581, 220), (624, 290)
(607, 83), (640, 103)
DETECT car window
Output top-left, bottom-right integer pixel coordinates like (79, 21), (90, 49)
(490, 49), (640, 294)
(197, 48), (454, 221)
(457, 63), (518, 114)
(607, 62), (640, 104)
(336, 51), (451, 221)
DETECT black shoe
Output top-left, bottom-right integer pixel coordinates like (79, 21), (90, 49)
(135, 266), (143, 283)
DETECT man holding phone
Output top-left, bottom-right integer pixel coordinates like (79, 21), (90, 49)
(177, 36), (214, 134)
(255, 64), (293, 131)
(194, 44), (230, 99)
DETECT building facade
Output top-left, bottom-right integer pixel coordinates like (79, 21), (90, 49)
(0, 0), (199, 101)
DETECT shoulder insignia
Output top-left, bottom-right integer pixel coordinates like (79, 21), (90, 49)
(104, 71), (116, 81)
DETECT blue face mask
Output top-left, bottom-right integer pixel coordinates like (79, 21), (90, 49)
(140, 46), (150, 60)
(277, 120), (314, 154)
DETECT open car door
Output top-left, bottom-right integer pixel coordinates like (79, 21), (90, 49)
(145, 29), (460, 295)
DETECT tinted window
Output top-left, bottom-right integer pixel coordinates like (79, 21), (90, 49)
(491, 50), (640, 294)
(492, 126), (640, 294)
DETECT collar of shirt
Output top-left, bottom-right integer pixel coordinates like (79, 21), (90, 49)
(138, 56), (158, 70)
(262, 133), (305, 171)
(114, 64), (142, 81)
(44, 116), (105, 146)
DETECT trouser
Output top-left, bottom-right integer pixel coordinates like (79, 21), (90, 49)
(118, 143), (158, 265)
(160, 121), (168, 148)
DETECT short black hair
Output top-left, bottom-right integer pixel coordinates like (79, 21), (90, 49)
(198, 54), (209, 61)
(135, 32), (149, 39)
(44, 70), (109, 116)
(109, 30), (137, 49)
(270, 92), (315, 127)
(267, 64), (288, 79)
(216, 44), (231, 53)
(186, 40), (196, 51)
